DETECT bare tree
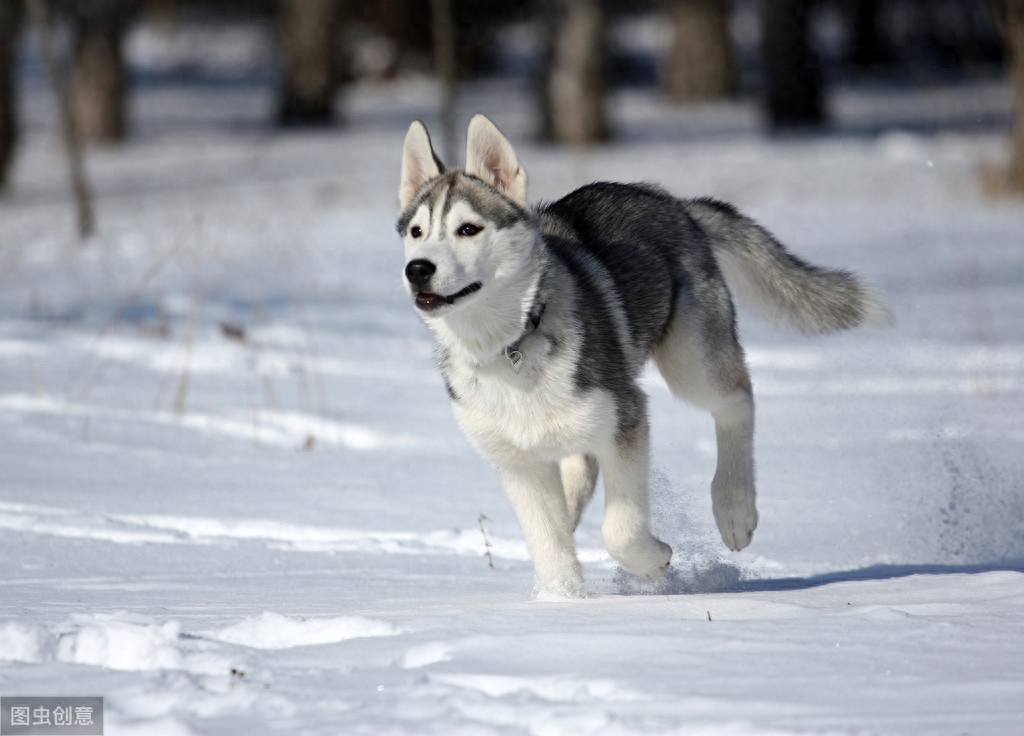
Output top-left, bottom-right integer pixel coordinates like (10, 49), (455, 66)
(430, 0), (457, 162)
(539, 0), (609, 145)
(999, 0), (1024, 192)
(27, 0), (95, 238)
(761, 0), (826, 129)
(277, 0), (344, 126)
(70, 0), (130, 144)
(0, 0), (17, 191)
(846, 0), (886, 70)
(662, 0), (736, 103)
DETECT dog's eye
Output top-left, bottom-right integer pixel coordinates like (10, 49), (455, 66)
(457, 223), (483, 237)
(410, 225), (422, 239)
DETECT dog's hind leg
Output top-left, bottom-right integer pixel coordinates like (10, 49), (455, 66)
(652, 293), (758, 551)
(560, 454), (599, 531)
(598, 414), (673, 579)
(707, 384), (756, 550)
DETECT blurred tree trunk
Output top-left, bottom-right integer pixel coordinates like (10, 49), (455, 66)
(28, 0), (95, 238)
(662, 0), (736, 103)
(1002, 0), (1024, 192)
(846, 0), (886, 69)
(430, 0), (457, 163)
(71, 0), (129, 144)
(277, 0), (344, 126)
(0, 0), (19, 191)
(761, 0), (826, 129)
(539, 0), (609, 145)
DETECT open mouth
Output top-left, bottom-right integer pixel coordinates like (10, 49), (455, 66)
(414, 282), (482, 312)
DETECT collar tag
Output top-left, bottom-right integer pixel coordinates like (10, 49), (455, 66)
(499, 302), (544, 373)
(505, 348), (524, 372)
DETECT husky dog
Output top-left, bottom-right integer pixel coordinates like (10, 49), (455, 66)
(397, 114), (886, 598)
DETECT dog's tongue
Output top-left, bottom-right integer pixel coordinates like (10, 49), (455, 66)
(415, 292), (446, 310)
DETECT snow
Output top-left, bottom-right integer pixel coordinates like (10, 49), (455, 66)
(2, 30), (1024, 735)
(210, 613), (402, 650)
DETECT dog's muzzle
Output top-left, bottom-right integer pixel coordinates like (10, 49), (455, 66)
(405, 259), (482, 312)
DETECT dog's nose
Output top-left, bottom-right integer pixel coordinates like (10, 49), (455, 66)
(405, 259), (436, 287)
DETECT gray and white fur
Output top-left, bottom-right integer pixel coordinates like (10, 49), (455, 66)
(397, 114), (887, 598)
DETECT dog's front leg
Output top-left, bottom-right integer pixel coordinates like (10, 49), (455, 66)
(497, 460), (586, 598)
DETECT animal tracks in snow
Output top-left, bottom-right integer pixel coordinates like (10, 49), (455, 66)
(210, 612), (402, 649)
(0, 611), (401, 673)
(428, 673), (647, 703)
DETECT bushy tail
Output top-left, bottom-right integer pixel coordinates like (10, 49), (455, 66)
(686, 197), (891, 334)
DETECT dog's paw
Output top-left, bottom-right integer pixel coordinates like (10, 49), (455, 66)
(611, 536), (673, 581)
(535, 574), (588, 600)
(713, 496), (758, 551)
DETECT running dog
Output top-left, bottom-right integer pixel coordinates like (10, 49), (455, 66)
(397, 114), (886, 597)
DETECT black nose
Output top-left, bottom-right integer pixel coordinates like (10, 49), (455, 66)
(405, 259), (436, 287)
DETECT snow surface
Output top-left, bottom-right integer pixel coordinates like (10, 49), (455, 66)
(2, 41), (1024, 735)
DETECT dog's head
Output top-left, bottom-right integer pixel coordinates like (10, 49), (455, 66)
(396, 115), (534, 317)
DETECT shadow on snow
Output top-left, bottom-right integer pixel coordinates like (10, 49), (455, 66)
(614, 558), (1024, 596)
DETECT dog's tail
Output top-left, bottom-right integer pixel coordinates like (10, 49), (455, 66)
(686, 197), (891, 334)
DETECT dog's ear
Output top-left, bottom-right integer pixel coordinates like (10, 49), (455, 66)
(400, 121), (444, 210)
(465, 114), (527, 206)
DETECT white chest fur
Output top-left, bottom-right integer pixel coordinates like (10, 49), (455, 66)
(447, 334), (615, 463)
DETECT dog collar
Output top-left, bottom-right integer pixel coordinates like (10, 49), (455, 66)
(503, 302), (546, 372)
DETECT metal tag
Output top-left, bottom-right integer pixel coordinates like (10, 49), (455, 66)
(505, 348), (523, 372)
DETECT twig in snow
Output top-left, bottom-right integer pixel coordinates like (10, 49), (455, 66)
(70, 214), (200, 403)
(173, 230), (205, 415)
(220, 323), (247, 342)
(172, 291), (199, 415)
(478, 513), (495, 569)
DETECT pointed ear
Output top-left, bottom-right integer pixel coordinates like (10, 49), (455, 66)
(400, 121), (444, 209)
(464, 114), (527, 206)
